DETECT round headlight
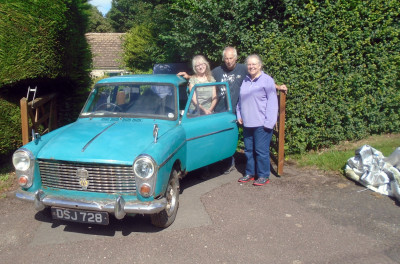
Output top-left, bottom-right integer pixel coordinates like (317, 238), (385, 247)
(133, 156), (155, 178)
(12, 150), (32, 171)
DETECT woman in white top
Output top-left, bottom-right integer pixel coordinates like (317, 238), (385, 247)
(188, 55), (217, 115)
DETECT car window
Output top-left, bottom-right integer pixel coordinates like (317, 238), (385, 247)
(186, 84), (230, 118)
(214, 84), (230, 113)
(81, 83), (177, 120)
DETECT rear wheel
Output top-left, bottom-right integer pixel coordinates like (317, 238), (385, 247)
(150, 169), (180, 228)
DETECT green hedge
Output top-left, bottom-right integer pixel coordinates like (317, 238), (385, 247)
(0, 0), (92, 87)
(0, 0), (92, 164)
(0, 98), (21, 164)
(264, 0), (400, 153)
(163, 0), (400, 153)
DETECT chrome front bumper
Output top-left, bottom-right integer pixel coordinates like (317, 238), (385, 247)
(16, 189), (167, 220)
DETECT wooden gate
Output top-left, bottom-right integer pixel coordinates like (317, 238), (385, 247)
(20, 93), (57, 145)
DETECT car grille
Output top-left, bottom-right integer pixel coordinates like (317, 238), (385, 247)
(38, 160), (136, 194)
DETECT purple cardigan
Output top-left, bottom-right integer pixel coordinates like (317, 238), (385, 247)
(236, 71), (278, 129)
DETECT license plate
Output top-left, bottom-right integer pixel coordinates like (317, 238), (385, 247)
(51, 207), (109, 225)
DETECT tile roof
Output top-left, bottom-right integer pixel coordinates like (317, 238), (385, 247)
(86, 33), (125, 70)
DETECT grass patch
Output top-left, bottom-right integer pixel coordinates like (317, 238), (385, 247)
(290, 133), (400, 173)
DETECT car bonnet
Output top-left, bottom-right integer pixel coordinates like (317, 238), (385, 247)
(35, 118), (175, 165)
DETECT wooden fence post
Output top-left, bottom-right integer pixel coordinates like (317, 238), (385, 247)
(277, 92), (286, 175)
(20, 97), (29, 145)
(270, 91), (286, 176)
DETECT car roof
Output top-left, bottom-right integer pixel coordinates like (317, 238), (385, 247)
(96, 74), (187, 86)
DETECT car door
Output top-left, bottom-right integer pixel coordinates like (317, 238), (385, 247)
(181, 82), (238, 171)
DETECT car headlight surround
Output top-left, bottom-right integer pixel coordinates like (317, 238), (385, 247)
(133, 155), (157, 179)
(133, 155), (158, 198)
(13, 149), (33, 171)
(12, 148), (35, 188)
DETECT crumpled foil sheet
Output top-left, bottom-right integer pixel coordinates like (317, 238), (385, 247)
(345, 145), (400, 202)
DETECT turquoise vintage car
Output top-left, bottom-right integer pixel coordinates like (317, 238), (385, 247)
(13, 74), (238, 228)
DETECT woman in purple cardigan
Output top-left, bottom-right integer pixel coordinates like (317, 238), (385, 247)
(236, 54), (278, 186)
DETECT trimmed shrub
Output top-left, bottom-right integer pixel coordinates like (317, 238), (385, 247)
(0, 0), (92, 164)
(0, 98), (21, 164)
(263, 0), (400, 153)
(164, 0), (400, 153)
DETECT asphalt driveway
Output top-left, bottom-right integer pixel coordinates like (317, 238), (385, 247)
(0, 160), (399, 264)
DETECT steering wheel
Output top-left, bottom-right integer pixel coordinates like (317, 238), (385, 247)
(96, 103), (123, 112)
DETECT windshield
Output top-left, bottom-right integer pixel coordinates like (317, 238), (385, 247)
(80, 83), (177, 120)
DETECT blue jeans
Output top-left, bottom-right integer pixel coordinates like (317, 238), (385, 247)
(243, 126), (273, 178)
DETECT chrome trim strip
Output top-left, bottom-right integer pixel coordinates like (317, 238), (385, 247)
(82, 122), (117, 152)
(157, 127), (234, 169)
(16, 189), (167, 215)
(186, 127), (234, 141)
(158, 141), (186, 169)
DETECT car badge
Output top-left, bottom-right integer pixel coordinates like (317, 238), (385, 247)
(76, 168), (89, 190)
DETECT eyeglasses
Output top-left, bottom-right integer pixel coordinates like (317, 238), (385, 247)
(195, 63), (206, 69)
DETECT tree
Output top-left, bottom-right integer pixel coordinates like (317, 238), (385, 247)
(123, 24), (156, 72)
(107, 0), (172, 32)
(87, 5), (114, 32)
(160, 0), (285, 66)
(112, 0), (174, 70)
(107, 0), (153, 32)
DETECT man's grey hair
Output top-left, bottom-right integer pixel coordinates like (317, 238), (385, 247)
(222, 46), (238, 60)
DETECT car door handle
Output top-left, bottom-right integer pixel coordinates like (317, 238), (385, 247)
(231, 119), (237, 123)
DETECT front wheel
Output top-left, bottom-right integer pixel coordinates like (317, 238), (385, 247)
(150, 169), (180, 228)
